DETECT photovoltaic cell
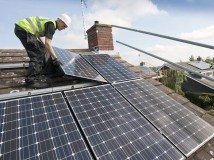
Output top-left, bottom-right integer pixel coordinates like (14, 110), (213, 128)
(0, 93), (92, 160)
(82, 54), (141, 83)
(65, 85), (184, 160)
(113, 79), (214, 157)
(53, 47), (106, 82)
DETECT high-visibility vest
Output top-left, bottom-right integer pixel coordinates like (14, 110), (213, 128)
(16, 16), (56, 37)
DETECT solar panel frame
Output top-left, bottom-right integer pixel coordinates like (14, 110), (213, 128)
(0, 92), (93, 160)
(113, 79), (214, 157)
(65, 84), (185, 160)
(82, 54), (141, 83)
(53, 47), (106, 82)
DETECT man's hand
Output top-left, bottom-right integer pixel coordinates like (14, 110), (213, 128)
(53, 58), (63, 66)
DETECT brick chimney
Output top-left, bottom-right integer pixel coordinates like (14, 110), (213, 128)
(86, 21), (114, 53)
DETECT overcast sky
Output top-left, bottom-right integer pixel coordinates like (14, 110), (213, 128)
(1, 0), (214, 66)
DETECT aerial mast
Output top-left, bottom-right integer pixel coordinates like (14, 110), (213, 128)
(81, 0), (87, 39)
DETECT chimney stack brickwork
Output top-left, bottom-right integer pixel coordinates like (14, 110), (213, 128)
(86, 21), (114, 52)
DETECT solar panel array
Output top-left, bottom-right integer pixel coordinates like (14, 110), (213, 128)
(0, 93), (92, 160)
(113, 79), (214, 156)
(1, 48), (214, 160)
(65, 85), (184, 160)
(53, 47), (106, 82)
(82, 54), (141, 83)
(188, 61), (211, 70)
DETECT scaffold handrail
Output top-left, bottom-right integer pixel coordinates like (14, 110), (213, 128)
(116, 40), (214, 82)
(112, 25), (214, 50)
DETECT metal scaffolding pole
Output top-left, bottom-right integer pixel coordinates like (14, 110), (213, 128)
(116, 40), (214, 82)
(112, 25), (214, 50)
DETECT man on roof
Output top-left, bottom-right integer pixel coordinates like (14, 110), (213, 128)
(14, 13), (71, 88)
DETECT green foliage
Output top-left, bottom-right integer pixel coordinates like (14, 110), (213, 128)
(189, 55), (214, 63)
(149, 66), (158, 72)
(205, 56), (214, 66)
(197, 56), (202, 61)
(208, 109), (214, 116)
(205, 56), (211, 63)
(159, 69), (186, 96)
(185, 92), (214, 110)
(189, 55), (195, 61)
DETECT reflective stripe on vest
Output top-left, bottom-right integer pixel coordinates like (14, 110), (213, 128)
(16, 16), (56, 37)
(25, 18), (37, 35)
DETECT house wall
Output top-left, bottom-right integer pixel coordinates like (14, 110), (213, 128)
(182, 77), (214, 93)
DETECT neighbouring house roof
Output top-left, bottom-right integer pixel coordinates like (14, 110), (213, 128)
(0, 49), (213, 160)
(188, 61), (212, 71)
(158, 62), (214, 90)
(136, 65), (158, 77)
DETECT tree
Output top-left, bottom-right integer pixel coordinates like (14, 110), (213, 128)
(189, 55), (195, 61)
(160, 69), (186, 96)
(205, 56), (214, 68)
(205, 56), (211, 64)
(185, 92), (214, 111)
(197, 56), (202, 61)
(140, 61), (145, 66)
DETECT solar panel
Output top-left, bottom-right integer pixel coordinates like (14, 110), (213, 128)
(53, 47), (106, 82)
(65, 85), (184, 160)
(0, 93), (92, 160)
(113, 79), (214, 157)
(82, 54), (141, 83)
(188, 61), (211, 70)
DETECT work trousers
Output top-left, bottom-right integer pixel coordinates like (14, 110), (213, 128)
(14, 24), (46, 83)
